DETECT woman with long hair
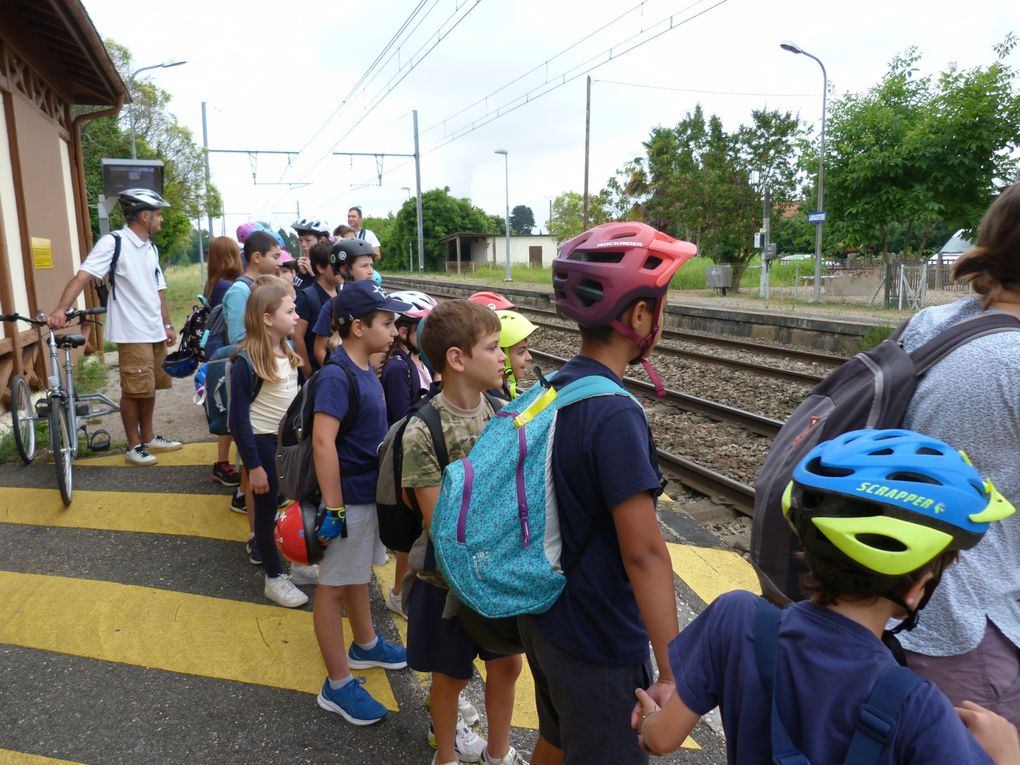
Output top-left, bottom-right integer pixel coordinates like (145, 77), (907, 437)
(227, 275), (306, 607)
(203, 236), (244, 489)
(895, 182), (1020, 726)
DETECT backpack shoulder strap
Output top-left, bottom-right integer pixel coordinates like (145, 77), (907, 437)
(483, 391), (506, 412)
(108, 232), (122, 301)
(235, 349), (262, 401)
(909, 312), (1020, 374)
(752, 598), (811, 765)
(412, 400), (449, 468)
(320, 357), (361, 437)
(842, 666), (925, 765)
(553, 375), (631, 408)
(237, 274), (255, 288)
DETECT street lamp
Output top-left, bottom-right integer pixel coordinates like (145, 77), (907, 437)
(494, 149), (511, 282)
(128, 59), (187, 159)
(780, 40), (827, 302)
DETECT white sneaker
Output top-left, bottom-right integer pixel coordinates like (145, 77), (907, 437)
(125, 445), (157, 466)
(264, 574), (309, 608)
(386, 589), (407, 619)
(144, 435), (182, 452)
(289, 563), (319, 585)
(483, 746), (529, 765)
(459, 690), (480, 726)
(427, 718), (487, 761)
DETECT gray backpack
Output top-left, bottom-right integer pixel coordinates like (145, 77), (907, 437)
(751, 312), (1020, 605)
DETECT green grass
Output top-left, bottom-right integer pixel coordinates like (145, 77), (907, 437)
(163, 263), (206, 330)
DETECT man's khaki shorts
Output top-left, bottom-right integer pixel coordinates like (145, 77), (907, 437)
(117, 342), (171, 399)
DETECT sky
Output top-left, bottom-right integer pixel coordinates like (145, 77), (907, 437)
(81, 0), (1018, 240)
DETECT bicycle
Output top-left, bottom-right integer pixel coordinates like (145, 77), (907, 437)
(3, 308), (119, 506)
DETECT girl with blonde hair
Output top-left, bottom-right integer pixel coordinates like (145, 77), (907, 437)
(228, 275), (307, 608)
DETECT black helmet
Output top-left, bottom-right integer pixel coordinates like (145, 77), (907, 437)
(118, 188), (170, 217)
(330, 238), (376, 275)
(161, 349), (198, 378)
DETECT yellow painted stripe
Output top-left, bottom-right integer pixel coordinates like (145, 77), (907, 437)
(0, 751), (83, 765)
(667, 543), (760, 604)
(76, 441), (235, 467)
(373, 560), (698, 748)
(0, 487), (248, 542)
(0, 571), (396, 708)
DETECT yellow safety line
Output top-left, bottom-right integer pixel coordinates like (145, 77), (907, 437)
(76, 442), (234, 467)
(0, 750), (83, 765)
(0, 571), (397, 709)
(666, 542), (761, 604)
(0, 487), (248, 542)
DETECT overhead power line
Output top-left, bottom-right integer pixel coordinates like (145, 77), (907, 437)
(593, 79), (820, 97)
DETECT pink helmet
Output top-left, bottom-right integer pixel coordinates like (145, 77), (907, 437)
(468, 291), (515, 310)
(552, 222), (695, 327)
(236, 222), (259, 244)
(278, 249), (294, 264)
(553, 222), (696, 397)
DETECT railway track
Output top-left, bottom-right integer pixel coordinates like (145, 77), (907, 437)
(528, 318), (825, 386)
(529, 349), (765, 515)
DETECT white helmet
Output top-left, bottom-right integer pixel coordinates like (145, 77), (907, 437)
(389, 290), (437, 319)
(291, 217), (331, 236)
(118, 188), (170, 216)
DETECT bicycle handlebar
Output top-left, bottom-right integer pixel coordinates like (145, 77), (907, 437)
(0, 306), (105, 325)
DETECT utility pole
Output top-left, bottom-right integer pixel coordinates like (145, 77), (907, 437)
(582, 75), (591, 229)
(413, 109), (425, 272)
(759, 186), (772, 299)
(201, 101), (214, 244)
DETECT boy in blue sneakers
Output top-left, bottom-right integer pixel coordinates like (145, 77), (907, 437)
(521, 223), (695, 765)
(312, 281), (413, 725)
(635, 429), (1019, 764)
(401, 299), (527, 765)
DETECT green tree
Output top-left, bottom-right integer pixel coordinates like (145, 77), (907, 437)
(509, 205), (535, 235)
(824, 37), (1020, 259)
(548, 190), (609, 243)
(97, 40), (221, 262)
(379, 188), (496, 271)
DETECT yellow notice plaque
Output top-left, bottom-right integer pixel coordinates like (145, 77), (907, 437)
(32, 237), (53, 269)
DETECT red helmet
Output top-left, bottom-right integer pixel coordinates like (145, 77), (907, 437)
(552, 222), (696, 327)
(274, 500), (325, 566)
(468, 291), (515, 311)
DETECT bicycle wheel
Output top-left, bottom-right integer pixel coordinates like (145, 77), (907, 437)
(10, 374), (36, 463)
(49, 397), (73, 506)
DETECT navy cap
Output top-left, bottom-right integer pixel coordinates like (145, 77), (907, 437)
(330, 280), (413, 323)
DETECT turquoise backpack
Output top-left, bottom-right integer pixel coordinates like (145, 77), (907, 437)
(431, 373), (636, 619)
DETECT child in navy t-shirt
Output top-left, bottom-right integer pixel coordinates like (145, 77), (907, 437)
(635, 429), (1019, 765)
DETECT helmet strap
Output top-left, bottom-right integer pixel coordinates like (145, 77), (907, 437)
(609, 296), (667, 397)
(886, 564), (944, 635)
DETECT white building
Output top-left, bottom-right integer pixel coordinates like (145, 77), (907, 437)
(440, 233), (558, 273)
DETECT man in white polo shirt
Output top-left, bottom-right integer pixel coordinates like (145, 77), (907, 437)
(48, 188), (182, 466)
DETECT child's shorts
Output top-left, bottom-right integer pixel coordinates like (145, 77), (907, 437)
(406, 577), (506, 680)
(318, 503), (378, 587)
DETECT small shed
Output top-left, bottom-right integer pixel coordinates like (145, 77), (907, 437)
(440, 233), (558, 273)
(0, 0), (127, 403)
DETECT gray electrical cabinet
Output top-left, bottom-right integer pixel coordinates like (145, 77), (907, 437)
(706, 265), (733, 289)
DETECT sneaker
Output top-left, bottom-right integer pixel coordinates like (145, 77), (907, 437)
(484, 746), (529, 765)
(230, 490), (247, 514)
(290, 563), (319, 585)
(264, 574), (308, 608)
(459, 690), (480, 726)
(385, 589), (407, 619)
(144, 435), (182, 452)
(212, 461), (240, 487)
(427, 719), (487, 762)
(348, 636), (407, 670)
(316, 676), (386, 726)
(124, 445), (157, 466)
(246, 536), (262, 566)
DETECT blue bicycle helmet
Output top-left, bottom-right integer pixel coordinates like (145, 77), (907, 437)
(784, 429), (1013, 577)
(162, 349), (199, 379)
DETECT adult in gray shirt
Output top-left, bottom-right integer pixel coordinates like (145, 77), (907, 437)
(898, 182), (1020, 726)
